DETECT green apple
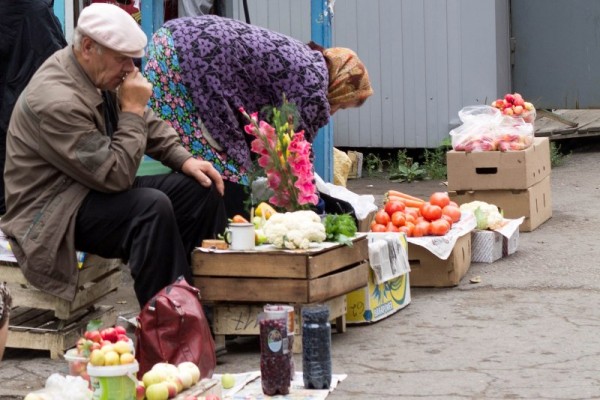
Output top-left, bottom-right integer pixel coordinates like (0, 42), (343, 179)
(145, 382), (169, 400)
(221, 373), (235, 389)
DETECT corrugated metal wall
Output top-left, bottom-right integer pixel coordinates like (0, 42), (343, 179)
(226, 0), (511, 149)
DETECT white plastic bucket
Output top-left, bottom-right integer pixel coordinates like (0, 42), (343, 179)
(87, 361), (139, 400)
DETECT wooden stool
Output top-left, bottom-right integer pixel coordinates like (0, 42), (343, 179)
(0, 254), (124, 359)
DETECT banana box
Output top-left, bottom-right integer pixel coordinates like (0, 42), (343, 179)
(346, 232), (411, 324)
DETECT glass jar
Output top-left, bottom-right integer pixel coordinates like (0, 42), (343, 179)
(259, 311), (291, 395)
(302, 305), (332, 389)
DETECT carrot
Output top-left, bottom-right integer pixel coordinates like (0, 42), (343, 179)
(385, 190), (424, 203)
(385, 196), (424, 209)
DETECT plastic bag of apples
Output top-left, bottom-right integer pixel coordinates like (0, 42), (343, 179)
(450, 103), (534, 153)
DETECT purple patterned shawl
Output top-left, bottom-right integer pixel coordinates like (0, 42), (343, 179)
(164, 15), (330, 169)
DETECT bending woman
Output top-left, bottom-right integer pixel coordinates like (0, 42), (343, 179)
(144, 15), (373, 217)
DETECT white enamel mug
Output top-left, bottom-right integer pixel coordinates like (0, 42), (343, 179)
(224, 223), (255, 250)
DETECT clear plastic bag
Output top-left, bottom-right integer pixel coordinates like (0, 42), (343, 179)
(24, 374), (92, 400)
(450, 105), (534, 152)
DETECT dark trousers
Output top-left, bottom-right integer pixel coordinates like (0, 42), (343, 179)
(74, 173), (227, 308)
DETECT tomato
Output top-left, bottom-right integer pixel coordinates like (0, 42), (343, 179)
(404, 207), (420, 220)
(449, 201), (459, 208)
(398, 226), (411, 236)
(375, 209), (390, 225)
(420, 202), (442, 222)
(413, 221), (430, 237)
(386, 222), (400, 232)
(403, 221), (415, 237)
(429, 219), (451, 236)
(391, 211), (406, 227)
(384, 200), (405, 216)
(441, 214), (454, 227)
(371, 223), (386, 232)
(442, 205), (461, 223)
(429, 192), (450, 209)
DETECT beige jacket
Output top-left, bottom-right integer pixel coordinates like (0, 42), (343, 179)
(0, 47), (191, 300)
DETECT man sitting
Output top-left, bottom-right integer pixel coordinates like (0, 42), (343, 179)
(0, 3), (227, 308)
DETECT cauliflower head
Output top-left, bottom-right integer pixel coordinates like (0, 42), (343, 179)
(263, 210), (326, 249)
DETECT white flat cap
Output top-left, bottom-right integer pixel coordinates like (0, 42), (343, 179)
(77, 3), (147, 58)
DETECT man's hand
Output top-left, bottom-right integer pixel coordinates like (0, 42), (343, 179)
(118, 68), (152, 117)
(181, 158), (225, 195)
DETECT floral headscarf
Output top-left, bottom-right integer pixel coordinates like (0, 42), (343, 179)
(324, 47), (373, 109)
(0, 282), (12, 328)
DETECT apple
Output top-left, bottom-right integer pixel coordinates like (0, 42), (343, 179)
(115, 325), (127, 336)
(145, 382), (170, 400)
(103, 350), (120, 366)
(221, 373), (235, 389)
(100, 344), (115, 354)
(120, 352), (135, 364)
(136, 381), (145, 400)
(113, 340), (131, 355)
(164, 380), (178, 398)
(143, 369), (167, 388)
(100, 327), (118, 343)
(153, 362), (179, 380)
(513, 105), (523, 115)
(89, 349), (105, 366)
(87, 330), (102, 343)
(178, 362), (201, 384)
(205, 395), (221, 400)
(117, 333), (130, 342)
(177, 369), (193, 389)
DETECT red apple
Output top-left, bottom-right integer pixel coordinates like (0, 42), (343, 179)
(504, 93), (515, 104)
(87, 330), (102, 343)
(115, 326), (127, 336)
(135, 382), (145, 400)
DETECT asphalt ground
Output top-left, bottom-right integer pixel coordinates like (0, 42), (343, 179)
(1, 138), (599, 399)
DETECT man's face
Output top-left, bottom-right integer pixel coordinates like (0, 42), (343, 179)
(85, 39), (135, 90)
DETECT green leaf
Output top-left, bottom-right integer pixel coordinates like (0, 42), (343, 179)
(86, 319), (103, 332)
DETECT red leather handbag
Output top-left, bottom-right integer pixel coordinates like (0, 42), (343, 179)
(135, 276), (216, 379)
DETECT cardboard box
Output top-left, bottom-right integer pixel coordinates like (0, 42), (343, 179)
(347, 151), (363, 179)
(449, 175), (552, 232)
(471, 230), (503, 263)
(446, 137), (550, 191)
(358, 209), (376, 233)
(408, 233), (472, 287)
(346, 234), (410, 324)
(503, 228), (519, 256)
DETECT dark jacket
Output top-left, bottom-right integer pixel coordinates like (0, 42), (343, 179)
(0, 0), (67, 214)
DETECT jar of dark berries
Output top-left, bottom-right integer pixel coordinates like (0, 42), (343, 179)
(259, 311), (291, 395)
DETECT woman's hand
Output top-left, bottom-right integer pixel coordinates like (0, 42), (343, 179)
(181, 158), (225, 195)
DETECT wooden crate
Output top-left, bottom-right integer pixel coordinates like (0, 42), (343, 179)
(192, 235), (369, 304)
(0, 255), (123, 319)
(211, 294), (347, 353)
(6, 305), (117, 359)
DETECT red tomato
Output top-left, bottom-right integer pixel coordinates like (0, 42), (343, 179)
(441, 214), (454, 227)
(413, 221), (431, 237)
(420, 202), (442, 222)
(404, 207), (420, 220)
(429, 219), (451, 236)
(429, 192), (450, 209)
(449, 201), (459, 208)
(398, 226), (411, 236)
(375, 210), (390, 225)
(404, 214), (417, 225)
(391, 211), (406, 227)
(371, 223), (386, 232)
(442, 205), (461, 223)
(384, 200), (405, 216)
(386, 222), (400, 232)
(404, 221), (415, 237)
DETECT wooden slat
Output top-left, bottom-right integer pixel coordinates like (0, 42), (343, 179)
(0, 263), (28, 284)
(192, 235), (368, 279)
(194, 276), (307, 303)
(306, 237), (368, 278)
(58, 269), (121, 319)
(194, 261), (369, 304)
(174, 379), (221, 399)
(6, 305), (117, 359)
(307, 261), (369, 303)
